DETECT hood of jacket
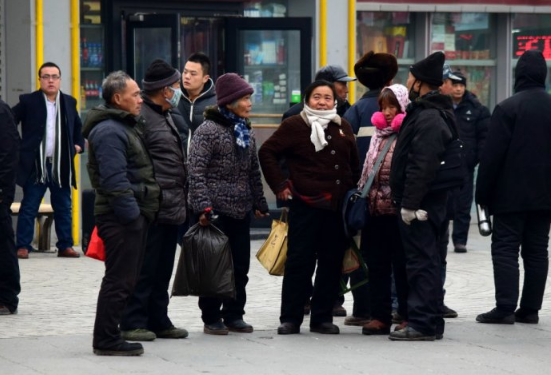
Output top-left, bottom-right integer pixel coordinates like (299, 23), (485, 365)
(82, 105), (140, 138)
(514, 50), (547, 93)
(182, 77), (216, 103)
(408, 90), (454, 119)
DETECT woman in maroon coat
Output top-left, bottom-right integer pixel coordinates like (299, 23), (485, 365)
(259, 80), (360, 335)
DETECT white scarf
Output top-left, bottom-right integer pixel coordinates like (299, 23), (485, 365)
(302, 104), (339, 152)
(39, 92), (64, 186)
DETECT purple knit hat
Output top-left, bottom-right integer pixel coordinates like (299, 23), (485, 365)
(216, 73), (254, 106)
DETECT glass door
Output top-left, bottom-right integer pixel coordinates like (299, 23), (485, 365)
(126, 14), (180, 86)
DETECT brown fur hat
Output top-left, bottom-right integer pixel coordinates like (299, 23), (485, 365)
(354, 51), (398, 90)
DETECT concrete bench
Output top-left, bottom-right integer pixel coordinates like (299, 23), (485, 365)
(10, 202), (55, 251)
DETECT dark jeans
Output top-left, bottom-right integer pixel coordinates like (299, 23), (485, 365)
(450, 170), (475, 246)
(120, 223), (178, 332)
(364, 215), (408, 325)
(398, 191), (447, 336)
(491, 211), (551, 313)
(93, 214), (149, 349)
(280, 199), (347, 327)
(16, 164), (73, 250)
(0, 202), (20, 312)
(199, 213), (251, 325)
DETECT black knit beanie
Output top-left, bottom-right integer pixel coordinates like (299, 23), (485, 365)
(410, 52), (445, 87)
(142, 59), (181, 91)
(216, 73), (254, 106)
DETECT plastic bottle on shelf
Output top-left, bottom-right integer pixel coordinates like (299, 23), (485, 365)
(97, 42), (103, 67)
(82, 38), (88, 67)
(89, 44), (97, 67)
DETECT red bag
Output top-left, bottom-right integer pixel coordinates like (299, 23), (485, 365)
(86, 226), (105, 261)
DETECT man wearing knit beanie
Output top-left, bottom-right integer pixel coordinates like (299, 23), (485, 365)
(389, 51), (461, 341)
(120, 59), (189, 342)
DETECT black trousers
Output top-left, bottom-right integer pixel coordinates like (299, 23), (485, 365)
(120, 223), (178, 332)
(398, 191), (447, 336)
(280, 199), (347, 327)
(451, 169), (475, 246)
(0, 202), (20, 312)
(93, 214), (149, 349)
(199, 213), (251, 325)
(364, 215), (408, 325)
(491, 211), (551, 313)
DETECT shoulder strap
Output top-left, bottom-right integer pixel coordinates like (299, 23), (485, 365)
(360, 133), (397, 198)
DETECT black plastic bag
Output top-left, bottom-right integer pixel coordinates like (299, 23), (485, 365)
(172, 223), (236, 299)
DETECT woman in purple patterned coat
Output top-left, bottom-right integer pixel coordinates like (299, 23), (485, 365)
(187, 73), (269, 335)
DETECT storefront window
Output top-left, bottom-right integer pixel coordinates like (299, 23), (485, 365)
(244, 1), (287, 17)
(512, 14), (551, 93)
(430, 12), (496, 108)
(356, 11), (415, 98)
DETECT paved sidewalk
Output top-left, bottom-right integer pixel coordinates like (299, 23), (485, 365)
(1, 225), (550, 374)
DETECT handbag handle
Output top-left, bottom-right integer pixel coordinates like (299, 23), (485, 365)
(359, 133), (396, 199)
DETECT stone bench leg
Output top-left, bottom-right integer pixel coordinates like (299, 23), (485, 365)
(37, 214), (54, 251)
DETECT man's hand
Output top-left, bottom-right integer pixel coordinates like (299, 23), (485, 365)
(400, 208), (428, 225)
(276, 187), (293, 201)
(75, 145), (82, 154)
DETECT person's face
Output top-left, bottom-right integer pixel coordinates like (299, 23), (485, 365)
(406, 72), (417, 92)
(333, 81), (349, 101)
(227, 94), (252, 118)
(113, 79), (143, 116)
(183, 61), (208, 92)
(451, 83), (466, 102)
(440, 78), (454, 96)
(39, 66), (61, 97)
(307, 85), (335, 110)
(164, 81), (181, 100)
(381, 101), (399, 126)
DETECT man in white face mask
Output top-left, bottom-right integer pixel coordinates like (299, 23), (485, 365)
(119, 59), (189, 342)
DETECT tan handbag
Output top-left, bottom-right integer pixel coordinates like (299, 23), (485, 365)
(256, 208), (288, 276)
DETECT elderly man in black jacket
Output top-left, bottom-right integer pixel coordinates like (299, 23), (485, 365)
(0, 99), (20, 315)
(120, 59), (189, 341)
(475, 49), (551, 325)
(389, 52), (459, 341)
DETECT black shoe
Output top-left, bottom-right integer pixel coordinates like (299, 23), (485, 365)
(476, 308), (515, 324)
(514, 308), (539, 324)
(332, 305), (347, 317)
(225, 319), (254, 333)
(204, 320), (229, 335)
(310, 322), (340, 334)
(389, 326), (435, 341)
(93, 341), (144, 356)
(443, 305), (458, 318)
(454, 244), (467, 253)
(277, 322), (300, 335)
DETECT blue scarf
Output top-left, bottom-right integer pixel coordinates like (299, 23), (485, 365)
(219, 107), (250, 148)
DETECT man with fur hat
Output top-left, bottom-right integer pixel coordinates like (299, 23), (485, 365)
(282, 65), (356, 120)
(120, 59), (189, 342)
(389, 51), (459, 341)
(344, 51), (398, 168)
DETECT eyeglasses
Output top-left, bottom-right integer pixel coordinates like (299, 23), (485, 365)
(40, 75), (61, 81)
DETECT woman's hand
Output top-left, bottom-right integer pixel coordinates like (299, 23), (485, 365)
(254, 210), (270, 219)
(276, 187), (293, 201)
(198, 213), (210, 226)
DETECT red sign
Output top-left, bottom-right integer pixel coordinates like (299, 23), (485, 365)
(357, 0), (550, 4)
(514, 35), (551, 60)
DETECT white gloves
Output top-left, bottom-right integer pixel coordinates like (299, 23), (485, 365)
(400, 208), (428, 225)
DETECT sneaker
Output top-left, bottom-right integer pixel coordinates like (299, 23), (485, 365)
(204, 320), (229, 335)
(344, 316), (371, 326)
(0, 305), (17, 315)
(392, 311), (404, 324)
(225, 319), (254, 333)
(93, 341), (144, 356)
(389, 326), (435, 341)
(121, 328), (156, 341)
(476, 308), (515, 324)
(155, 326), (189, 339)
(454, 244), (467, 253)
(332, 305), (347, 317)
(362, 319), (391, 335)
(514, 308), (539, 324)
(310, 322), (340, 334)
(443, 305), (458, 318)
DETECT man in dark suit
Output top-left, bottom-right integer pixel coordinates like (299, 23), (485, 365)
(12, 62), (85, 259)
(0, 98), (20, 315)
